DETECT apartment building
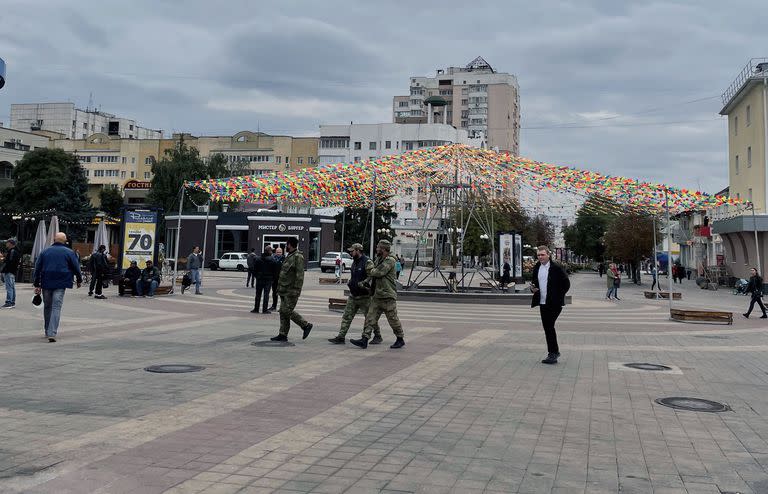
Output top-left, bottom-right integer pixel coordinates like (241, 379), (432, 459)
(11, 102), (162, 140)
(392, 57), (520, 154)
(0, 126), (50, 189)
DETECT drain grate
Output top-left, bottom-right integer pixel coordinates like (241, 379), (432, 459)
(624, 363), (672, 371)
(144, 364), (205, 373)
(655, 397), (730, 413)
(251, 340), (296, 347)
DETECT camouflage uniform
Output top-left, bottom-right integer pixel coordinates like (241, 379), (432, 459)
(337, 255), (380, 338)
(277, 249), (309, 336)
(362, 253), (404, 339)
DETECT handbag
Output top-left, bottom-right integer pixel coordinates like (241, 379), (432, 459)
(613, 277), (620, 287)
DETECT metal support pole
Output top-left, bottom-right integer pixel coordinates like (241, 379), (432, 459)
(370, 170), (376, 258)
(201, 199), (211, 280)
(665, 189), (673, 313)
(171, 185), (185, 295)
(752, 203), (762, 276)
(340, 207), (345, 253)
(652, 215), (659, 291)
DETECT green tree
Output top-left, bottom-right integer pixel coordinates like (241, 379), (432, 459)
(98, 187), (124, 218)
(563, 196), (618, 260)
(334, 204), (397, 254)
(1, 148), (94, 242)
(604, 212), (659, 282)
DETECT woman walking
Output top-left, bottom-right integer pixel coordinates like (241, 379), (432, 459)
(606, 263), (621, 300)
(743, 267), (767, 318)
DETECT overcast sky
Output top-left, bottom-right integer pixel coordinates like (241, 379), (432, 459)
(1, 0), (765, 194)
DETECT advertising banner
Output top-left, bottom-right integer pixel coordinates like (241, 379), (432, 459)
(499, 233), (514, 277)
(120, 209), (158, 269)
(514, 234), (522, 278)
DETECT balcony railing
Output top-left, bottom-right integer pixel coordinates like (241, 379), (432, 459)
(722, 58), (768, 106)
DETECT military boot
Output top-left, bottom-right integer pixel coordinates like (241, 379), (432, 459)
(350, 336), (369, 349)
(328, 336), (345, 344)
(370, 334), (383, 345)
(390, 337), (405, 349)
(270, 334), (288, 342)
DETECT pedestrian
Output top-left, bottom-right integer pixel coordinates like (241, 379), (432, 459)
(268, 247), (284, 311)
(246, 248), (257, 288)
(270, 237), (313, 341)
(88, 245), (109, 299)
(251, 245), (276, 314)
(32, 232), (82, 342)
(529, 245), (570, 365)
(136, 259), (161, 297)
(350, 239), (405, 349)
(328, 243), (382, 344)
(119, 260), (141, 296)
(334, 255), (342, 281)
(395, 256), (402, 279)
(597, 262), (605, 278)
(606, 262), (620, 300)
(650, 264), (658, 291)
(743, 267), (767, 319)
(501, 261), (511, 291)
(184, 246), (203, 295)
(1, 237), (21, 308)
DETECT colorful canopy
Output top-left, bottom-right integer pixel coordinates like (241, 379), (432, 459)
(184, 144), (742, 215)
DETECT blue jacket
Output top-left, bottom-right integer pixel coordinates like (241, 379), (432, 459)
(33, 243), (83, 290)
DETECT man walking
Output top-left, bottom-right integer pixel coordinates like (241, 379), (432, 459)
(268, 246), (284, 311)
(136, 259), (161, 297)
(246, 248), (257, 288)
(328, 243), (382, 344)
(1, 238), (20, 308)
(33, 232), (82, 342)
(350, 239), (405, 349)
(530, 245), (570, 364)
(88, 245), (109, 299)
(251, 245), (276, 314)
(271, 237), (312, 341)
(184, 246), (203, 295)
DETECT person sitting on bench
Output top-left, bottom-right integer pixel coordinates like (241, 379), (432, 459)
(136, 260), (161, 297)
(119, 260), (141, 296)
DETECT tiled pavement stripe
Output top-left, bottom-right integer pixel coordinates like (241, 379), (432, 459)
(32, 325), (477, 493)
(3, 327), (442, 493)
(162, 329), (506, 494)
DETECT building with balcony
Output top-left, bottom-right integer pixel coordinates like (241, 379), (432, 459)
(392, 56), (520, 154)
(0, 126), (51, 190)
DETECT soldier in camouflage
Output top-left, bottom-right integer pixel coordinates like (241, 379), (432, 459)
(328, 243), (381, 344)
(350, 239), (405, 349)
(270, 237), (313, 342)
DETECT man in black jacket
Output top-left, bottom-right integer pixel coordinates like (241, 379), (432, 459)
(328, 243), (381, 344)
(88, 245), (109, 299)
(119, 261), (141, 296)
(1, 238), (20, 308)
(530, 246), (570, 364)
(251, 246), (277, 314)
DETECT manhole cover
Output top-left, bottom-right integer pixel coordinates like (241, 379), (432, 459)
(251, 340), (296, 347)
(655, 397), (730, 413)
(144, 364), (205, 373)
(624, 363), (672, 371)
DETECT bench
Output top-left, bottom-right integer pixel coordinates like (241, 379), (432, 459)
(121, 284), (172, 297)
(658, 291), (682, 300)
(328, 297), (347, 311)
(644, 291), (658, 299)
(670, 308), (733, 325)
(319, 278), (348, 285)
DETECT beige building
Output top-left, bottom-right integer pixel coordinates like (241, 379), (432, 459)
(0, 126), (52, 189)
(392, 56), (520, 154)
(51, 131), (319, 207)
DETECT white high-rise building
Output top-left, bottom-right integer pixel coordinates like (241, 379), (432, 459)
(393, 56), (520, 155)
(11, 102), (162, 140)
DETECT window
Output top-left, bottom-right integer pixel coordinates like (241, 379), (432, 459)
(319, 137), (349, 148)
(354, 156), (360, 163)
(83, 123), (88, 129)
(734, 116), (738, 135)
(276, 156), (281, 163)
(145, 156), (154, 164)
(418, 202), (427, 209)
(91, 124), (94, 131)
(461, 120), (468, 128)
(404, 203), (413, 211)
(144, 172), (151, 179)
(747, 105), (751, 126)
(438, 89), (452, 96)
(369, 142), (376, 150)
(129, 124), (134, 130)
(130, 171), (135, 178)
(748, 146), (752, 167)
(298, 157), (303, 165)
(398, 101), (408, 107)
(354, 142), (361, 150)
(736, 155), (740, 175)
(285, 156), (289, 164)
(385, 140), (391, 149)
(84, 169), (90, 177)
(94, 170), (105, 177)
(404, 142), (414, 150)
(461, 99), (468, 106)
(404, 187), (414, 195)
(121, 157), (126, 164)
(131, 157), (135, 164)
(308, 157), (315, 164)
(121, 171), (126, 178)
(82, 133), (87, 139)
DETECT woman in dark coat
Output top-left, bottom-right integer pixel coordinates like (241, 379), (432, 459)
(501, 262), (511, 290)
(743, 267), (767, 319)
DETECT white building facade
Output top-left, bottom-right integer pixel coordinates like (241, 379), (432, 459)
(0, 126), (51, 189)
(11, 103), (162, 140)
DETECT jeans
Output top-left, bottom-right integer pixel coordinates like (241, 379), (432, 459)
(606, 287), (617, 298)
(92, 272), (104, 296)
(246, 269), (255, 288)
(137, 280), (158, 296)
(746, 293), (767, 316)
(43, 288), (66, 337)
(539, 304), (562, 354)
(190, 268), (201, 293)
(4, 273), (15, 305)
(255, 279), (271, 311)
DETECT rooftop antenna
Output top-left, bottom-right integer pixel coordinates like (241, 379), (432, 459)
(87, 92), (94, 112)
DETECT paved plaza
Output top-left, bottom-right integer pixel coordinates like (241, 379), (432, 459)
(1, 270), (768, 493)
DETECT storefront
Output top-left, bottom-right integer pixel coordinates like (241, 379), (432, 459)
(164, 211), (335, 268)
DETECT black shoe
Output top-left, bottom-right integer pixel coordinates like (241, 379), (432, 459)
(263, 310), (272, 314)
(370, 335), (383, 345)
(250, 309), (259, 313)
(614, 297), (621, 301)
(302, 323), (313, 340)
(268, 306), (277, 311)
(541, 353), (558, 364)
(270, 334), (288, 342)
(328, 336), (346, 344)
(762, 315), (768, 319)
(95, 295), (106, 300)
(744, 313), (750, 318)
(350, 337), (368, 349)
(48, 337), (56, 343)
(181, 286), (186, 294)
(88, 292), (93, 297)
(390, 337), (405, 349)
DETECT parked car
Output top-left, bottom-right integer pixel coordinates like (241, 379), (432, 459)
(210, 252), (248, 271)
(320, 251), (353, 273)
